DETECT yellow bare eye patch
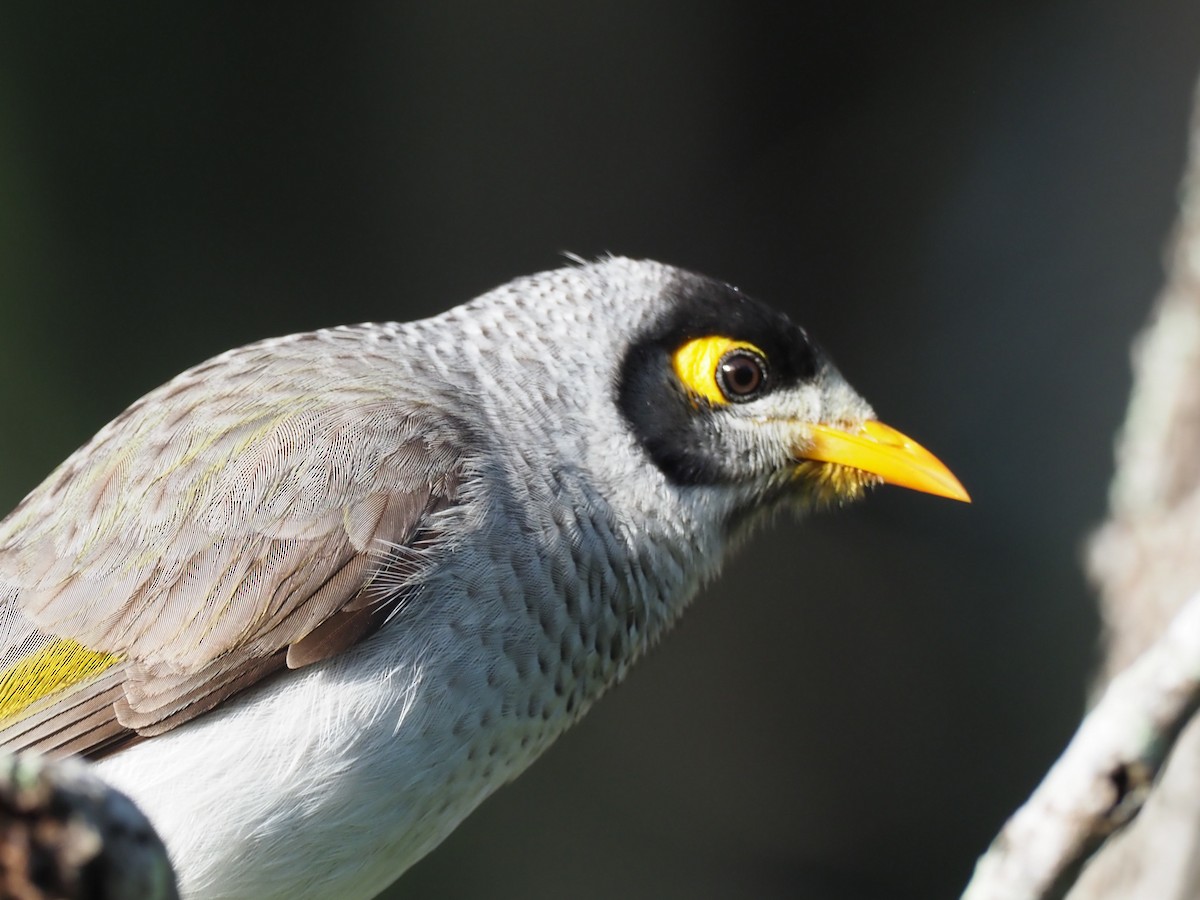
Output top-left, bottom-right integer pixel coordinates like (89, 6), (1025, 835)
(671, 336), (767, 405)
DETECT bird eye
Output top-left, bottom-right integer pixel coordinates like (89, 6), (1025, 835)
(671, 336), (769, 406)
(716, 349), (768, 401)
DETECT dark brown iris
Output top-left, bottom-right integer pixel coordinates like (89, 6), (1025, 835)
(716, 349), (768, 402)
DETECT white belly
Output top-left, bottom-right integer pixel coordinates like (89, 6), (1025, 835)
(97, 624), (561, 900)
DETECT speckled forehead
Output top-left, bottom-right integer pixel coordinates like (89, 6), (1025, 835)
(443, 259), (686, 356)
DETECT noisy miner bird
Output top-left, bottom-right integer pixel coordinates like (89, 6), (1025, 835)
(0, 257), (968, 899)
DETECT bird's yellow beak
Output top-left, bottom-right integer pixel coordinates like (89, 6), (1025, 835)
(797, 420), (970, 502)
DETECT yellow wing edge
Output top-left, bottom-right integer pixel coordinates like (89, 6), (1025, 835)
(0, 639), (122, 722)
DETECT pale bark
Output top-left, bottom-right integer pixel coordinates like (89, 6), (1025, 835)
(963, 75), (1200, 900)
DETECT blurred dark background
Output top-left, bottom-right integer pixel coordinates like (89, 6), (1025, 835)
(0, 3), (1195, 898)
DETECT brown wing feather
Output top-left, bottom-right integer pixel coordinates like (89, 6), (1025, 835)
(0, 338), (469, 757)
(0, 668), (127, 754)
(117, 651), (289, 735)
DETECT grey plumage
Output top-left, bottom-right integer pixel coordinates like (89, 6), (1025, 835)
(0, 257), (965, 898)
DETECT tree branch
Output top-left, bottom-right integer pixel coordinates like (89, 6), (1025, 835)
(962, 593), (1200, 899)
(0, 752), (178, 900)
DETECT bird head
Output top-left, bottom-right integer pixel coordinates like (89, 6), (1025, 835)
(609, 261), (969, 512)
